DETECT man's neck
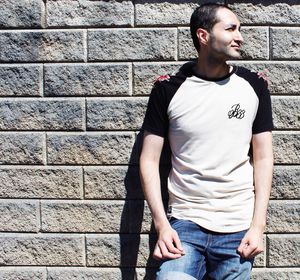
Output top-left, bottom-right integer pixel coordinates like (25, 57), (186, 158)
(193, 56), (230, 80)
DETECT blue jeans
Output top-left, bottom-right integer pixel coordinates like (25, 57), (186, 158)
(156, 218), (254, 280)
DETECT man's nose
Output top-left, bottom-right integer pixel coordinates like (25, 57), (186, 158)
(235, 30), (244, 44)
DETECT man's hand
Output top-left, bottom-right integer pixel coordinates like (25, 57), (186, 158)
(153, 224), (185, 260)
(237, 227), (264, 259)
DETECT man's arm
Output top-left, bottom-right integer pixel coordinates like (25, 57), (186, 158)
(139, 131), (184, 260)
(238, 131), (273, 258)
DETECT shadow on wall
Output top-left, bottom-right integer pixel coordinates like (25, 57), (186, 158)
(120, 131), (171, 280)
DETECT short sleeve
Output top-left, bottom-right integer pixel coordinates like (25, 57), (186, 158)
(252, 79), (273, 134)
(142, 82), (169, 137)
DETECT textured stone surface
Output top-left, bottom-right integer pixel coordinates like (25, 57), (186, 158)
(47, 0), (133, 27)
(273, 133), (300, 164)
(253, 236), (266, 267)
(272, 166), (300, 199)
(0, 99), (84, 130)
(0, 31), (84, 62)
(229, 1), (300, 25)
(87, 98), (147, 130)
(48, 268), (124, 280)
(251, 268), (300, 280)
(41, 200), (152, 233)
(88, 29), (176, 61)
(0, 0), (44, 28)
(135, 1), (199, 26)
(222, 62), (300, 94)
(0, 200), (38, 232)
(240, 27), (269, 59)
(267, 201), (300, 233)
(134, 62), (183, 95)
(47, 133), (135, 165)
(86, 234), (158, 267)
(84, 166), (143, 199)
(0, 133), (44, 164)
(136, 268), (157, 280)
(0, 167), (82, 199)
(268, 234), (300, 267)
(272, 97), (300, 129)
(271, 28), (300, 59)
(178, 28), (198, 60)
(45, 64), (131, 96)
(0, 234), (84, 265)
(0, 65), (42, 96)
(0, 267), (47, 280)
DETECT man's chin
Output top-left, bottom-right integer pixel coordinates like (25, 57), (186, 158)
(227, 51), (242, 60)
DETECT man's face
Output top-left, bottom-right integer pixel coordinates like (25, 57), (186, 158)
(207, 8), (244, 60)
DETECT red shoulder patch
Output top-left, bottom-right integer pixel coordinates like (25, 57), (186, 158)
(257, 71), (269, 85)
(155, 74), (170, 83)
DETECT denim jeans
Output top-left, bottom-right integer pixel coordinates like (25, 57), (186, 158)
(156, 218), (254, 280)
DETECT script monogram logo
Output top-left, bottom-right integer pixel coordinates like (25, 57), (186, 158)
(228, 103), (245, 119)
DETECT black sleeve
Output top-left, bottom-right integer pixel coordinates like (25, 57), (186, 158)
(141, 82), (169, 138)
(252, 78), (273, 134)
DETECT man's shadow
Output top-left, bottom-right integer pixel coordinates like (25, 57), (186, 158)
(120, 131), (171, 280)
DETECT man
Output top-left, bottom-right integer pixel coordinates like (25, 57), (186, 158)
(139, 3), (273, 280)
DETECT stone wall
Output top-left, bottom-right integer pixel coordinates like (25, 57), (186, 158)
(0, 0), (299, 279)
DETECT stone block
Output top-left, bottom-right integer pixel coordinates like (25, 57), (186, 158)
(0, 31), (84, 62)
(251, 268), (300, 280)
(0, 267), (47, 280)
(136, 268), (157, 280)
(268, 234), (300, 267)
(0, 167), (82, 199)
(0, 0), (44, 28)
(272, 166), (300, 199)
(87, 97), (147, 130)
(135, 1), (199, 26)
(0, 233), (84, 265)
(47, 0), (133, 27)
(88, 29), (176, 61)
(178, 28), (198, 60)
(228, 1), (300, 25)
(86, 234), (158, 267)
(47, 268), (125, 280)
(0, 99), (84, 130)
(240, 27), (269, 60)
(272, 97), (300, 129)
(253, 235), (266, 267)
(273, 133), (300, 164)
(41, 200), (152, 233)
(271, 28), (300, 60)
(44, 63), (131, 96)
(47, 133), (135, 165)
(0, 65), (42, 96)
(134, 62), (183, 95)
(232, 62), (300, 94)
(267, 201), (300, 233)
(84, 166), (143, 199)
(0, 133), (44, 164)
(0, 200), (38, 232)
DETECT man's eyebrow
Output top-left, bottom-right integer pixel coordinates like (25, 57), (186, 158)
(225, 24), (241, 30)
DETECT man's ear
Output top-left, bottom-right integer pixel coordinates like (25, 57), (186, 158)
(196, 28), (209, 46)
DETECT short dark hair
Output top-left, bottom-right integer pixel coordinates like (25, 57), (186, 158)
(190, 3), (232, 51)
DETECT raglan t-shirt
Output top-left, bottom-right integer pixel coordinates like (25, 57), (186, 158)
(142, 62), (273, 233)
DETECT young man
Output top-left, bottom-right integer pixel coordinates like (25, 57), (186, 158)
(140, 3), (273, 280)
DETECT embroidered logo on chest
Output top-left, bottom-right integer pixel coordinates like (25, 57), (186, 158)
(228, 104), (245, 119)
